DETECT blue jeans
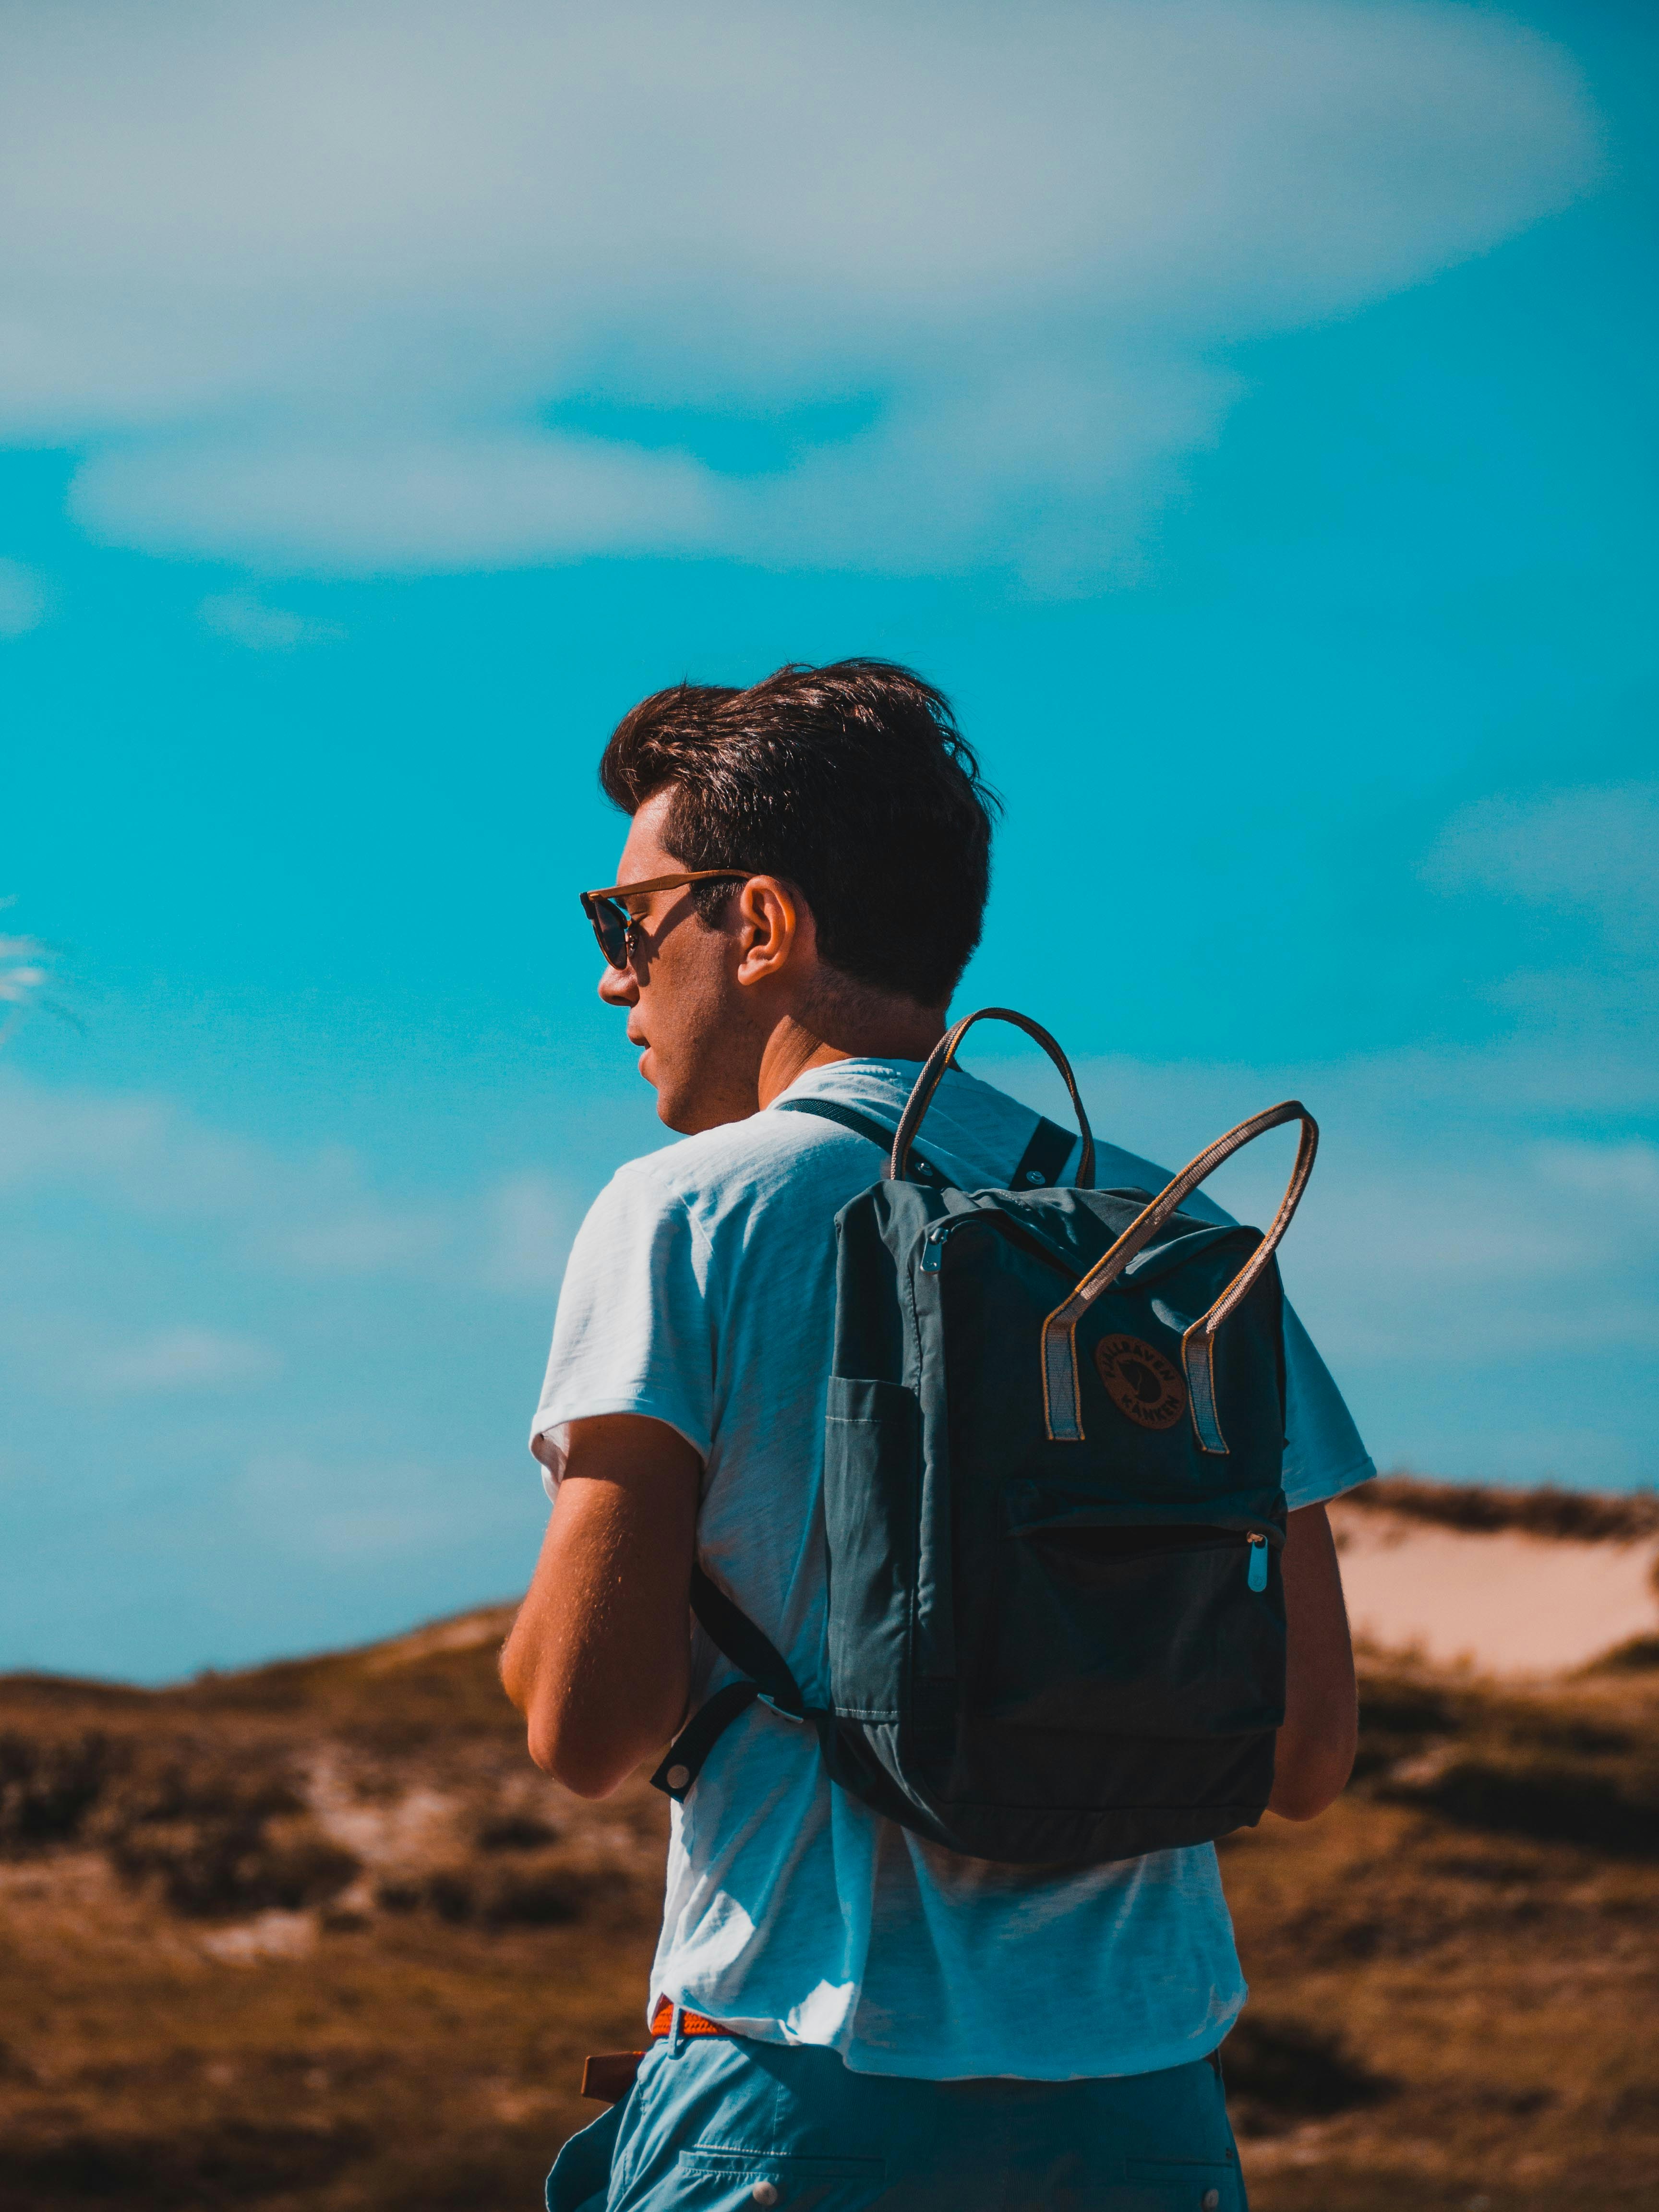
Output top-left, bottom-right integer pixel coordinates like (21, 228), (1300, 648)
(547, 2025), (1247, 2212)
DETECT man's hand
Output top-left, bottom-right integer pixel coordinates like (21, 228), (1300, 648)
(499, 1414), (701, 1798)
(1268, 1501), (1358, 1821)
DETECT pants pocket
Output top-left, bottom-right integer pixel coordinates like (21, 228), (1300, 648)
(670, 2147), (886, 2207)
(544, 2100), (625, 2212)
(1121, 2157), (1244, 2212)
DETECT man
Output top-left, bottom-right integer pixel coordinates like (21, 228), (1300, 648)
(502, 660), (1369, 2211)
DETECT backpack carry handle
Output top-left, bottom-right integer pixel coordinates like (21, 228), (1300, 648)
(1041, 1100), (1318, 1453)
(891, 1008), (1096, 1189)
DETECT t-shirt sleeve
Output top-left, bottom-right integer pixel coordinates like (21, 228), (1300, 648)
(1281, 1299), (1374, 1511)
(529, 1163), (714, 1498)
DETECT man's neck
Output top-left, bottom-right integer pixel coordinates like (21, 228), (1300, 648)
(756, 1005), (947, 1109)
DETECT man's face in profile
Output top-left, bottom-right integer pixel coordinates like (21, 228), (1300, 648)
(595, 788), (766, 1134)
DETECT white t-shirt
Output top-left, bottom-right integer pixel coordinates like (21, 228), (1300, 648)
(531, 1058), (1374, 2081)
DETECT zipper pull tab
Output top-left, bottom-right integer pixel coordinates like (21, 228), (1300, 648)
(1246, 1533), (1269, 1592)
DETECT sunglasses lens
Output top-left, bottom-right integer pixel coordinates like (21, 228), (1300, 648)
(594, 897), (631, 966)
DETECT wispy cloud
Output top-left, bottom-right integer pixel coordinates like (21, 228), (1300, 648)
(103, 1326), (283, 1393)
(1425, 782), (1659, 950)
(483, 1171), (580, 1293)
(0, 0), (1595, 581)
(0, 934), (49, 1010)
(198, 590), (345, 649)
(0, 1071), (577, 1293)
(0, 558), (48, 636)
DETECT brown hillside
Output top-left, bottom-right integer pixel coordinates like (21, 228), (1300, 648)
(3, 1506), (1659, 2212)
(1348, 1475), (1659, 1545)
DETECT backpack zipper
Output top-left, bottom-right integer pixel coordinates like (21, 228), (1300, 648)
(920, 1217), (977, 1272)
(920, 1211), (1071, 1276)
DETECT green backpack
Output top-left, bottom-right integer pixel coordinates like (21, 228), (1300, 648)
(653, 1008), (1318, 1864)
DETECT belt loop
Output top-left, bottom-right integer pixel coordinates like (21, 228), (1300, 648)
(669, 2002), (684, 2056)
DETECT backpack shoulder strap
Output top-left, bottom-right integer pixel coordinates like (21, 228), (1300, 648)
(772, 1095), (946, 1186)
(778, 1089), (1075, 1192)
(650, 1564), (816, 1804)
(1010, 1113), (1077, 1190)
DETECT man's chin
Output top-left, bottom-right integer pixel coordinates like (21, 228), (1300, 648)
(640, 1054), (697, 1134)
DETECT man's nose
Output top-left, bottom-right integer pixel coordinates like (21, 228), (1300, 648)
(598, 961), (638, 1007)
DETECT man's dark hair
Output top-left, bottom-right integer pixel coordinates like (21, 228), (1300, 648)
(599, 659), (998, 1007)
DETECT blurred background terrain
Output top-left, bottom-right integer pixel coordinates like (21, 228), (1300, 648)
(3, 1477), (1657, 2212)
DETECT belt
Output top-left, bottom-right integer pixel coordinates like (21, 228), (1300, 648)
(581, 1997), (739, 2104)
(649, 1995), (738, 2040)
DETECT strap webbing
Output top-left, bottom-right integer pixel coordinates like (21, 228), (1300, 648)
(651, 1683), (760, 1803)
(1011, 1114), (1075, 1190)
(688, 1563), (803, 1715)
(651, 1565), (815, 1803)
(779, 1094), (1075, 1194)
(771, 1096), (943, 1185)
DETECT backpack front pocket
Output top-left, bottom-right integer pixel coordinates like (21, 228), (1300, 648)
(986, 1501), (1286, 1737)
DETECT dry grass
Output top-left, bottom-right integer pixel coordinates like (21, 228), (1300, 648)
(1350, 1475), (1659, 1545)
(2, 1564), (1658, 2210)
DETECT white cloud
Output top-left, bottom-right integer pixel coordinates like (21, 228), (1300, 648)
(103, 1325), (282, 1392)
(0, 928), (50, 1012)
(1534, 1138), (1659, 1208)
(1424, 783), (1659, 950)
(198, 589), (345, 649)
(0, 558), (48, 635)
(0, 0), (1598, 579)
(0, 1072), (582, 1294)
(267, 1208), (450, 1274)
(484, 1170), (580, 1292)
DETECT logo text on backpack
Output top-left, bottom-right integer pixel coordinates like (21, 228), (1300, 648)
(1093, 1335), (1187, 1430)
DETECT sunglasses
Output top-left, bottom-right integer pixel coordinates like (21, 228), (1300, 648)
(579, 870), (753, 969)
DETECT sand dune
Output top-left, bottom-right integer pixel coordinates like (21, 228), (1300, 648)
(1331, 1490), (1659, 1676)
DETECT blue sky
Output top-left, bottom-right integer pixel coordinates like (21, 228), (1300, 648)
(2, 0), (1654, 1681)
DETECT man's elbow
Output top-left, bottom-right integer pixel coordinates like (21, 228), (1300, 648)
(1267, 1732), (1357, 1823)
(1268, 1771), (1347, 1823)
(525, 1708), (637, 1799)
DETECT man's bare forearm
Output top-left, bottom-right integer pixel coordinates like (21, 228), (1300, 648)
(1266, 1501), (1358, 1821)
(500, 1414), (700, 1798)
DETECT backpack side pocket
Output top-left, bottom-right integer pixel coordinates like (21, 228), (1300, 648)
(824, 1377), (920, 1723)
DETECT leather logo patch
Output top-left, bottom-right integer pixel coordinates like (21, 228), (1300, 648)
(1094, 1335), (1187, 1430)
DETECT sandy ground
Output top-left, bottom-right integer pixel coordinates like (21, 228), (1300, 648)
(1328, 1501), (1659, 1675)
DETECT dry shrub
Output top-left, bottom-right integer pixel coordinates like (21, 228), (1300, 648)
(1350, 1671), (1459, 1781)
(0, 1729), (127, 1848)
(0, 2036), (36, 2084)
(1349, 1652), (1659, 1859)
(375, 1855), (605, 1928)
(1380, 1754), (1659, 1858)
(473, 1810), (560, 1852)
(1351, 1475), (1659, 1543)
(1221, 2015), (1387, 2136)
(0, 2118), (370, 2209)
(87, 1740), (359, 1916)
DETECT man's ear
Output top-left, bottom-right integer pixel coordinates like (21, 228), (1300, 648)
(733, 876), (808, 985)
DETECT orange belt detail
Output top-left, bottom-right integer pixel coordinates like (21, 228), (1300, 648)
(649, 1995), (739, 2039)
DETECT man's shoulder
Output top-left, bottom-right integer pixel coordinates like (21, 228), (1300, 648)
(608, 1104), (870, 1218)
